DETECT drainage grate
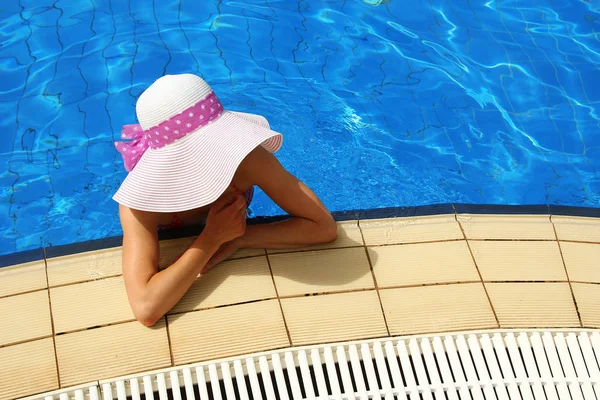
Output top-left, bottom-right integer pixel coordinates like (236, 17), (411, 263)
(24, 330), (600, 400)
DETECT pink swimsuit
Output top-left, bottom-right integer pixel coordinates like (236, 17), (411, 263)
(157, 184), (254, 230)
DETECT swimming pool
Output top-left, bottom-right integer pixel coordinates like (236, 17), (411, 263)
(1, 0), (599, 256)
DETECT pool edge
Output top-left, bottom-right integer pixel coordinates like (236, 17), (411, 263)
(1, 203), (599, 267)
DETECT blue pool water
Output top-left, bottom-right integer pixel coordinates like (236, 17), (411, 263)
(1, 0), (599, 255)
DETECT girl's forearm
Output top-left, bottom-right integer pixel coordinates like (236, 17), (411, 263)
(235, 217), (337, 249)
(141, 233), (220, 323)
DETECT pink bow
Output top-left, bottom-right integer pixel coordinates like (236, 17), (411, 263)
(114, 91), (224, 172)
(114, 124), (147, 172)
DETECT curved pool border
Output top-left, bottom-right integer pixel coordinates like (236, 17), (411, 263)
(1, 203), (599, 399)
(1, 203), (599, 267)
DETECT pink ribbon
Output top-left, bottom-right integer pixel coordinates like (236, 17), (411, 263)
(115, 91), (224, 172)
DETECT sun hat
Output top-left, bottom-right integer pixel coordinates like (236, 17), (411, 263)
(112, 73), (283, 212)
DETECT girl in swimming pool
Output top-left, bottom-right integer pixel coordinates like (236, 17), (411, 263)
(113, 74), (337, 327)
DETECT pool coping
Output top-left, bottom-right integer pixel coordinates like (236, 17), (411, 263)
(1, 203), (599, 268)
(2, 206), (599, 397)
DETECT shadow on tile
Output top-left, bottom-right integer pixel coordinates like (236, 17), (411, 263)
(269, 248), (376, 296)
(166, 249), (379, 323)
(166, 257), (275, 319)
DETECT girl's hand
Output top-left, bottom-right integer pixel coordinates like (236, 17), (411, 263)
(203, 194), (247, 247)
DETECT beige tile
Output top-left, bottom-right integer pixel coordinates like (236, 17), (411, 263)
(159, 237), (265, 270)
(47, 247), (122, 286)
(370, 241), (479, 287)
(458, 214), (555, 240)
(51, 276), (134, 333)
(0, 290), (52, 346)
(0, 260), (47, 298)
(486, 283), (580, 328)
(169, 256), (275, 314)
(380, 283), (497, 335)
(169, 299), (289, 365)
(553, 216), (600, 242)
(55, 319), (171, 387)
(268, 220), (363, 254)
(0, 338), (58, 400)
(571, 283), (599, 328)
(470, 241), (566, 281)
(281, 291), (387, 346)
(561, 242), (600, 283)
(360, 215), (463, 245)
(270, 248), (374, 297)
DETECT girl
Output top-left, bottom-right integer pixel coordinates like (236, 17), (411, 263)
(113, 74), (337, 326)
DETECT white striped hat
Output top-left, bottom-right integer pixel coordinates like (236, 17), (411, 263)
(112, 73), (283, 212)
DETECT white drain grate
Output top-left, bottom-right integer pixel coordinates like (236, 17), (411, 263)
(24, 330), (600, 400)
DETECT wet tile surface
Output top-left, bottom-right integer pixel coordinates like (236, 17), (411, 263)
(370, 241), (479, 287)
(270, 247), (374, 296)
(46, 247), (122, 286)
(485, 283), (580, 328)
(360, 215), (463, 245)
(458, 214), (555, 240)
(469, 241), (566, 281)
(380, 283), (497, 335)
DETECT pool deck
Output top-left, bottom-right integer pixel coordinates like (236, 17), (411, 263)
(1, 211), (599, 399)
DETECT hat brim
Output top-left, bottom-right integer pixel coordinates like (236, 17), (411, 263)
(113, 110), (283, 212)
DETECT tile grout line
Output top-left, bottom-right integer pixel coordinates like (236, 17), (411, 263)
(164, 316), (175, 367)
(358, 238), (466, 247)
(378, 281), (490, 291)
(266, 244), (365, 256)
(0, 334), (55, 349)
(278, 287), (377, 300)
(264, 251), (293, 347)
(555, 239), (600, 245)
(357, 218), (391, 337)
(0, 287), (49, 300)
(551, 217), (583, 328)
(54, 319), (138, 336)
(43, 248), (62, 389)
(571, 280), (600, 285)
(30, 276), (583, 338)
(1, 279), (504, 346)
(464, 238), (559, 242)
(452, 206), (501, 328)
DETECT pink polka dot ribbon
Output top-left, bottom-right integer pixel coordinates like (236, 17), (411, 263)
(115, 91), (224, 172)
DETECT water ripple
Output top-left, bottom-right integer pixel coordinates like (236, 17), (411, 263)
(1, 0), (599, 255)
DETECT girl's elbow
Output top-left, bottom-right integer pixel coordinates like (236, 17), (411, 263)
(131, 298), (162, 327)
(319, 217), (338, 243)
